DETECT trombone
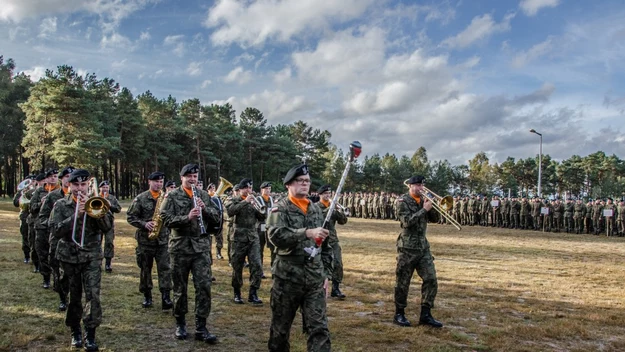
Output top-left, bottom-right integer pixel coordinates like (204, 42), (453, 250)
(404, 180), (462, 231)
(71, 178), (111, 248)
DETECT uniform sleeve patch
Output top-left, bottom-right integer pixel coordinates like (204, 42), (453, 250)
(271, 207), (279, 213)
(397, 198), (404, 202)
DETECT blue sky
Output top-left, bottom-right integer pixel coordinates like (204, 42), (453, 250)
(1, 0), (624, 164)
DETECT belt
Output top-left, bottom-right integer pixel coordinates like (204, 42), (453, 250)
(277, 255), (320, 265)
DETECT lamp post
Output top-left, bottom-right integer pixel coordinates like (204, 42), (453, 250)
(529, 129), (543, 197)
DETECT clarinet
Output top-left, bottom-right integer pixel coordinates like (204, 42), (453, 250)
(191, 184), (207, 236)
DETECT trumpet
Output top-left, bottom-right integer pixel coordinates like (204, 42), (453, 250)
(336, 203), (350, 217)
(404, 180), (462, 231)
(191, 184), (207, 236)
(17, 178), (36, 211)
(71, 178), (111, 248)
(249, 195), (266, 213)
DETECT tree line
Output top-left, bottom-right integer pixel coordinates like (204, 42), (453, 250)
(1, 56), (624, 199)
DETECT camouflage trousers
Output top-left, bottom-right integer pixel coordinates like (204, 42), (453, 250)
(35, 228), (51, 277)
(213, 228), (223, 251)
(28, 221), (39, 268)
(574, 217), (584, 233)
(49, 235), (69, 300)
(61, 259), (102, 329)
(394, 247), (438, 309)
(329, 241), (343, 283)
(19, 216), (30, 258)
(231, 240), (262, 290)
(170, 251), (212, 318)
(258, 227), (267, 267)
(266, 232), (276, 268)
(269, 276), (331, 352)
(136, 244), (172, 293)
(103, 227), (115, 259)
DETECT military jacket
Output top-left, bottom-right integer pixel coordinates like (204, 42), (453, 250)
(13, 190), (29, 220)
(585, 205), (593, 218)
(501, 200), (510, 214)
(225, 195), (266, 242)
(481, 199), (490, 213)
(593, 204), (603, 219)
(127, 190), (170, 246)
(509, 200), (520, 215)
(103, 194), (122, 214)
(531, 202), (543, 216)
(255, 195), (274, 229)
(396, 193), (438, 251)
(564, 203), (574, 217)
(39, 188), (68, 230)
(553, 203), (564, 218)
(49, 194), (113, 263)
(318, 201), (348, 244)
(24, 186), (37, 225)
(31, 186), (53, 229)
(573, 203), (586, 218)
(267, 197), (332, 284)
(520, 200), (530, 215)
(617, 205), (625, 220)
(160, 186), (220, 255)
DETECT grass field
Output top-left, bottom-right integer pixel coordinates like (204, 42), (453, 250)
(1, 199), (625, 352)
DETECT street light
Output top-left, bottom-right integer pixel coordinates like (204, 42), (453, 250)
(529, 129), (543, 197)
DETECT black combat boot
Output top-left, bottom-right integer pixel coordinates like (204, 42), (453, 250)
(84, 327), (98, 351)
(142, 290), (153, 308)
(216, 249), (223, 260)
(330, 281), (346, 299)
(161, 290), (173, 311)
(175, 316), (187, 340)
(70, 326), (82, 348)
(42, 274), (51, 289)
(194, 316), (217, 343)
(419, 305), (443, 328)
(248, 288), (263, 305)
(105, 258), (112, 273)
(233, 288), (244, 304)
(24, 255), (30, 264)
(58, 293), (67, 312)
(393, 307), (411, 327)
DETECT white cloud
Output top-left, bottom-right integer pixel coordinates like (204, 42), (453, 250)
(240, 90), (312, 120)
(23, 66), (47, 81)
(512, 36), (553, 68)
(201, 79), (212, 88)
(204, 0), (375, 47)
(442, 13), (515, 49)
(223, 66), (252, 84)
(111, 59), (127, 70)
(38, 17), (57, 38)
(139, 30), (151, 41)
(186, 61), (202, 76)
(233, 52), (255, 64)
(520, 0), (560, 16)
(101, 32), (133, 49)
(293, 27), (386, 85)
(273, 67), (292, 84)
(163, 34), (185, 57)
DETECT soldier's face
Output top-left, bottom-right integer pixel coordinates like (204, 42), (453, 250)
(261, 187), (271, 196)
(240, 186), (251, 197)
(320, 191), (332, 201)
(149, 179), (164, 191)
(286, 175), (311, 198)
(47, 174), (58, 184)
(100, 185), (110, 194)
(197, 183), (203, 190)
(70, 181), (89, 196)
(408, 183), (423, 196)
(61, 174), (70, 188)
(166, 185), (176, 193)
(181, 173), (198, 188)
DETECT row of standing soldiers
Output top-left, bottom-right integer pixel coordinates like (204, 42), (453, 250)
(338, 192), (399, 220)
(444, 196), (625, 236)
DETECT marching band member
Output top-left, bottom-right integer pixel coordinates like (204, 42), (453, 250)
(256, 181), (274, 277)
(32, 168), (59, 289)
(99, 180), (121, 273)
(317, 184), (348, 299)
(207, 182), (225, 260)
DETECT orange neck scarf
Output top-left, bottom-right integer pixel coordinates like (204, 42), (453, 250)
(183, 187), (193, 198)
(208, 190), (215, 197)
(320, 199), (330, 208)
(410, 193), (421, 204)
(241, 194), (248, 200)
(62, 186), (69, 194)
(149, 190), (160, 199)
(262, 195), (270, 202)
(289, 195), (310, 214)
(45, 184), (59, 192)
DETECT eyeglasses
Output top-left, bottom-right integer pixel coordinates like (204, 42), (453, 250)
(293, 178), (311, 185)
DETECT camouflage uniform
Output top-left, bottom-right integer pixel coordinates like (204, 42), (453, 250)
(267, 197), (332, 352)
(49, 194), (113, 330)
(256, 195), (275, 270)
(25, 186), (39, 270)
(564, 200), (575, 233)
(126, 191), (172, 297)
(553, 201), (564, 232)
(592, 202), (604, 235)
(573, 201), (586, 234)
(160, 186), (220, 319)
(509, 199), (520, 229)
(318, 201), (348, 285)
(394, 193), (439, 311)
(224, 195), (266, 298)
(604, 201), (616, 236)
(102, 193), (121, 260)
(32, 185), (55, 283)
(12, 190), (30, 261)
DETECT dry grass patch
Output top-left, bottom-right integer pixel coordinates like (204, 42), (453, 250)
(1, 199), (625, 351)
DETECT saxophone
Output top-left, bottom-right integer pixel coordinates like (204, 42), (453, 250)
(148, 190), (165, 240)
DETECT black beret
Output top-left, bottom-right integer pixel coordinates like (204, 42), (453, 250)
(148, 171), (165, 180)
(260, 181), (272, 189)
(68, 169), (90, 183)
(179, 164), (199, 176)
(45, 168), (59, 177)
(165, 181), (176, 188)
(27, 174), (36, 180)
(283, 164), (309, 185)
(233, 184), (240, 191)
(607, 197), (613, 201)
(317, 184), (332, 194)
(238, 178), (253, 189)
(405, 175), (425, 185)
(59, 166), (75, 177)
(99, 180), (109, 187)
(35, 173), (46, 181)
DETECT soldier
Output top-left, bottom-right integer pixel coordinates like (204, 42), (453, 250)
(13, 175), (34, 263)
(126, 171), (173, 310)
(266, 164), (332, 351)
(519, 196), (530, 230)
(99, 181), (121, 273)
(480, 196), (490, 226)
(160, 164), (220, 343)
(32, 168), (60, 289)
(552, 199), (563, 232)
(165, 180), (177, 193)
(563, 198), (574, 233)
(617, 199), (625, 236)
(501, 197), (510, 228)
(585, 200), (593, 234)
(573, 199), (586, 234)
(592, 200), (604, 235)
(393, 175), (442, 328)
(206, 183), (225, 261)
(256, 181), (275, 274)
(39, 166), (75, 311)
(224, 178), (266, 305)
(49, 169), (113, 351)
(27, 173), (46, 273)
(461, 196), (469, 226)
(531, 197), (543, 231)
(226, 185), (240, 265)
(509, 197), (520, 229)
(317, 184), (348, 299)
(604, 198), (616, 236)
(544, 200), (554, 232)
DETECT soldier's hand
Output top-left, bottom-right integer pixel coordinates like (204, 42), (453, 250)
(77, 194), (87, 216)
(145, 221), (156, 231)
(188, 207), (201, 220)
(195, 198), (206, 209)
(305, 227), (329, 241)
(323, 278), (329, 298)
(423, 199), (433, 212)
